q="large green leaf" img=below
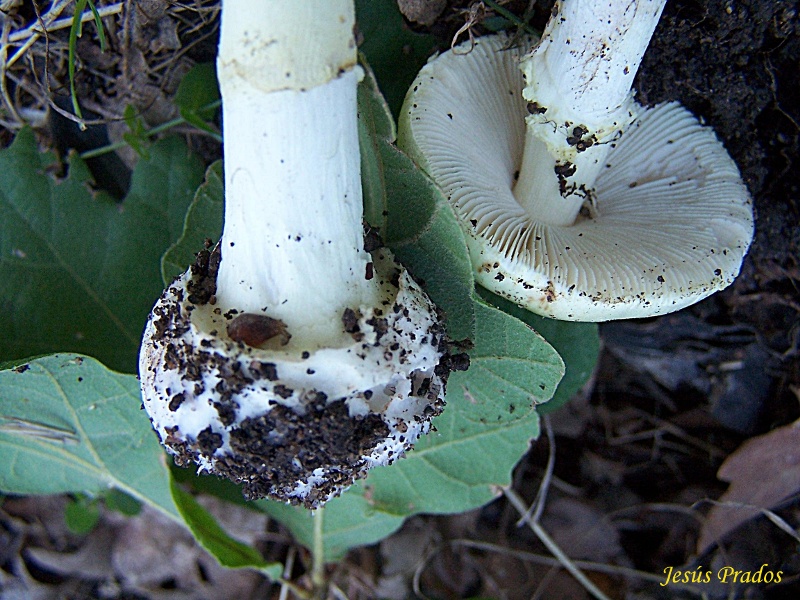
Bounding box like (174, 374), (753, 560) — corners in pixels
(0, 353), (278, 575)
(161, 161), (224, 285)
(356, 0), (438, 116)
(478, 289), (599, 413)
(0, 129), (204, 373)
(0, 354), (178, 521)
(363, 299), (563, 513)
(358, 64), (476, 342)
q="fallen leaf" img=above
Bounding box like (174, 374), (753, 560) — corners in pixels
(543, 498), (627, 563)
(698, 418), (800, 552)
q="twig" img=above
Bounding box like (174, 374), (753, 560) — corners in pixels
(148, 23), (218, 74)
(276, 577), (311, 600)
(4, 0), (72, 68)
(0, 7), (21, 124)
(328, 582), (349, 600)
(411, 540), (450, 600)
(606, 501), (703, 523)
(451, 1), (483, 53)
(6, 2), (123, 45)
(607, 408), (727, 460)
(311, 508), (327, 598)
(693, 497), (800, 545)
(278, 546), (296, 600)
(531, 569), (559, 600)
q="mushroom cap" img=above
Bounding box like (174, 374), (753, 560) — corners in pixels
(399, 35), (754, 321)
(139, 246), (447, 508)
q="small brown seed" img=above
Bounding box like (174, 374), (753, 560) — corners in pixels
(227, 313), (291, 347)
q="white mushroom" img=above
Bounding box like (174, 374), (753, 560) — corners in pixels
(399, 0), (754, 321)
(138, 0), (450, 508)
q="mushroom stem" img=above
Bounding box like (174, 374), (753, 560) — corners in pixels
(139, 0), (452, 507)
(215, 0), (375, 350)
(513, 135), (578, 227)
(514, 0), (666, 226)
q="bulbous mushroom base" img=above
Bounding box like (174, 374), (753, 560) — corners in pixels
(139, 246), (453, 508)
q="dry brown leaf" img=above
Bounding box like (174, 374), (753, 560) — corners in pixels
(697, 418), (800, 552)
(542, 498), (627, 564)
(397, 0), (447, 26)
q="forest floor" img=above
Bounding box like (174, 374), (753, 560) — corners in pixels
(1, 1), (798, 599)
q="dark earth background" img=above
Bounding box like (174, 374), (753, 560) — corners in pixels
(1, 0), (798, 598)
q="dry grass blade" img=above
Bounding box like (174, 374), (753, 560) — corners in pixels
(0, 10), (22, 125)
(517, 415), (556, 525)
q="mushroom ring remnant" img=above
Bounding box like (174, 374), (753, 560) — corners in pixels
(399, 35), (754, 321)
(140, 245), (449, 508)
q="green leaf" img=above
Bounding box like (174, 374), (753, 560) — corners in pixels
(175, 63), (220, 119)
(357, 65), (476, 341)
(171, 479), (282, 578)
(68, 0), (90, 121)
(477, 289), (599, 413)
(355, 0), (438, 116)
(0, 354), (180, 522)
(86, 0), (108, 52)
(256, 484), (406, 562)
(64, 495), (100, 534)
(363, 299), (564, 514)
(390, 203), (476, 343)
(357, 59), (398, 230)
(161, 161), (224, 285)
(123, 105), (151, 159)
(104, 487), (142, 516)
(175, 63), (221, 137)
(0, 128), (204, 372)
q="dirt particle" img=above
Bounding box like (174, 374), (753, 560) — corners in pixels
(168, 393), (186, 412)
(195, 427), (223, 456)
(273, 385), (294, 399)
(342, 307), (360, 334)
